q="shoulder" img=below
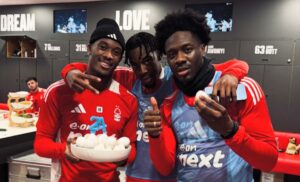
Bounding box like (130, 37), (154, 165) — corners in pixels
(109, 80), (137, 101)
(240, 77), (264, 106)
(44, 80), (68, 102)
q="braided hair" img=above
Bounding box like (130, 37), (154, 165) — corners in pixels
(125, 32), (159, 65)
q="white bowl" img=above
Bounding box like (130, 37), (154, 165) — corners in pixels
(70, 144), (131, 162)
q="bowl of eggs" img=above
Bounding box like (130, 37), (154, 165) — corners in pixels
(70, 133), (131, 162)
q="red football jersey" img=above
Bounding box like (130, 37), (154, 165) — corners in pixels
(26, 87), (45, 113)
(34, 79), (138, 182)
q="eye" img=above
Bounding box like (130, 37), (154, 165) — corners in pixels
(112, 48), (122, 57)
(142, 56), (153, 65)
(184, 46), (193, 54)
(98, 44), (107, 51)
(166, 51), (176, 60)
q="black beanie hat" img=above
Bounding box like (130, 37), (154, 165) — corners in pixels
(89, 18), (125, 52)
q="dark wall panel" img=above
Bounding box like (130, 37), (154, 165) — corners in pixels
(263, 66), (292, 131)
(206, 40), (240, 64)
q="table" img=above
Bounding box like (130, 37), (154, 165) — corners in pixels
(0, 110), (36, 181)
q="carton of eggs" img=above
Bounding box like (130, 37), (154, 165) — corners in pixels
(70, 133), (131, 162)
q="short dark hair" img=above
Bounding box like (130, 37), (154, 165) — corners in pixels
(25, 77), (37, 83)
(125, 32), (158, 65)
(155, 9), (211, 54)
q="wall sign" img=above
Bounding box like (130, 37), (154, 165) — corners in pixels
(115, 9), (150, 31)
(44, 43), (61, 51)
(254, 45), (278, 55)
(0, 13), (35, 32)
(207, 45), (225, 54)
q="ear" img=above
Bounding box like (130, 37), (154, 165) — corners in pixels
(87, 44), (92, 56)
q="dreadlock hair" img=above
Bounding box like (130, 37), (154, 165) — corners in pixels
(125, 32), (159, 65)
(155, 9), (211, 54)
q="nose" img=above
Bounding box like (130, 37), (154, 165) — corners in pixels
(175, 51), (186, 64)
(103, 50), (113, 59)
(139, 64), (148, 75)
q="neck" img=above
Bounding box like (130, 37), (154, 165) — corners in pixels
(174, 57), (215, 96)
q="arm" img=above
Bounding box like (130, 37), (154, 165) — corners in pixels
(212, 59), (249, 103)
(61, 62), (136, 92)
(122, 96), (138, 164)
(34, 88), (66, 159)
(225, 77), (278, 171)
(146, 97), (177, 176)
(195, 77), (277, 171)
(213, 59), (249, 81)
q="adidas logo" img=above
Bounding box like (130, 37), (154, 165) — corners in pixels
(71, 104), (86, 114)
(107, 34), (117, 40)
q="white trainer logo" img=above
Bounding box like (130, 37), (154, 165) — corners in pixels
(71, 104), (86, 114)
(107, 34), (117, 40)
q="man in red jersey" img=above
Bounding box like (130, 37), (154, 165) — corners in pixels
(34, 18), (138, 182)
(25, 77), (45, 114)
(143, 10), (278, 182)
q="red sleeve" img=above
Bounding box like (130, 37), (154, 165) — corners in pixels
(226, 77), (278, 171)
(213, 59), (249, 81)
(122, 94), (138, 164)
(113, 67), (137, 90)
(61, 63), (137, 90)
(61, 62), (88, 80)
(34, 85), (66, 159)
(149, 93), (177, 176)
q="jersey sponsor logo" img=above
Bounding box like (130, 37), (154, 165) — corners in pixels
(70, 104), (86, 114)
(114, 105), (121, 122)
(178, 150), (225, 168)
(69, 122), (90, 131)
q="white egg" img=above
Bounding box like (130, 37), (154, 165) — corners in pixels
(88, 133), (98, 146)
(105, 136), (117, 147)
(84, 140), (95, 148)
(76, 136), (85, 147)
(113, 144), (125, 151)
(94, 143), (105, 150)
(196, 90), (209, 101)
(116, 137), (130, 148)
(97, 134), (108, 144)
(84, 133), (91, 139)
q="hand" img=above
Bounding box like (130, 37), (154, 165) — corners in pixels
(195, 94), (234, 136)
(212, 74), (238, 105)
(66, 69), (101, 94)
(65, 138), (81, 163)
(143, 97), (162, 137)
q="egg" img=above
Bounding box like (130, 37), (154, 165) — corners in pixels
(84, 133), (91, 139)
(84, 140), (95, 148)
(116, 137), (130, 148)
(97, 134), (108, 144)
(88, 133), (98, 146)
(104, 136), (117, 147)
(195, 90), (209, 101)
(76, 136), (85, 147)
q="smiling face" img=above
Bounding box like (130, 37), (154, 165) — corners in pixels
(128, 46), (161, 88)
(165, 31), (205, 84)
(87, 38), (123, 78)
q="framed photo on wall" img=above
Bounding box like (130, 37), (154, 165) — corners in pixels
(185, 3), (233, 32)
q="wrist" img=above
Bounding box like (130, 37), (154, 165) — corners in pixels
(221, 121), (239, 139)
